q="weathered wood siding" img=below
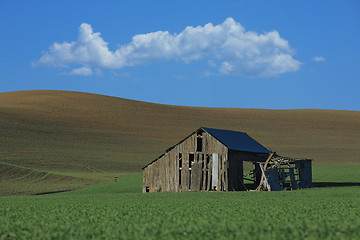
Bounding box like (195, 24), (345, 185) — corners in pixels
(296, 159), (312, 188)
(143, 129), (228, 192)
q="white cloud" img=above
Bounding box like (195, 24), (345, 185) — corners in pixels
(67, 66), (93, 76)
(36, 18), (301, 77)
(313, 56), (326, 62)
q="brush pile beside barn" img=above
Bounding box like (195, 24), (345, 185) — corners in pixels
(142, 127), (312, 192)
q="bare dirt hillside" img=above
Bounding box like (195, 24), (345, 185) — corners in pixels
(1, 90), (359, 176)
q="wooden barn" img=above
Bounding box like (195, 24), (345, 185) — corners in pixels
(142, 127), (312, 192)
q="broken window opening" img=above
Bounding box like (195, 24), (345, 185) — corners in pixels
(145, 186), (149, 192)
(189, 154), (194, 169)
(179, 153), (182, 169)
(196, 136), (202, 152)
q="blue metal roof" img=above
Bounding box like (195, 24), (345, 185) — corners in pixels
(202, 127), (271, 154)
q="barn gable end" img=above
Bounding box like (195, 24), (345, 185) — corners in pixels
(143, 128), (229, 192)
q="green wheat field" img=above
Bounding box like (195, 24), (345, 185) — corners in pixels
(1, 91), (360, 239)
(1, 167), (360, 240)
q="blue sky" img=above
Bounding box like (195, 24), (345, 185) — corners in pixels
(1, 1), (359, 110)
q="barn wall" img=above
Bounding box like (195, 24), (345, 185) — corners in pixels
(296, 159), (313, 188)
(143, 129), (228, 192)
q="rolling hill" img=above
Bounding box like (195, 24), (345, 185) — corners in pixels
(1, 90), (359, 194)
(0, 161), (93, 195)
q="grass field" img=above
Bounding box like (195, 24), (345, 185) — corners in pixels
(1, 166), (360, 239)
(0, 90), (359, 195)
